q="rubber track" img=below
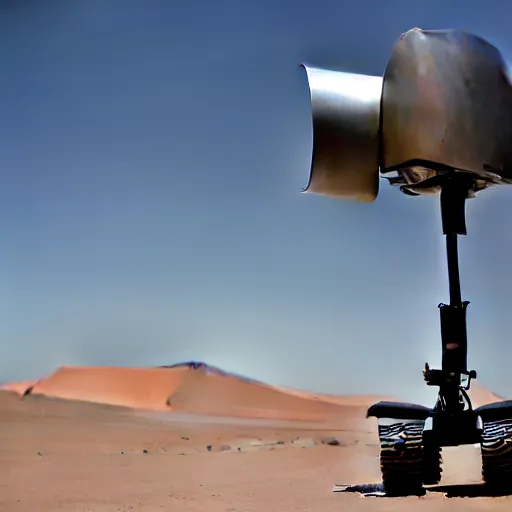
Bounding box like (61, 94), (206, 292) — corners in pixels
(378, 420), (425, 492)
(481, 418), (512, 486)
(422, 441), (442, 485)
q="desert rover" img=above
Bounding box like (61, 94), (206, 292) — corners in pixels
(301, 28), (512, 493)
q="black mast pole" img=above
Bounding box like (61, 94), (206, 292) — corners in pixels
(438, 176), (471, 412)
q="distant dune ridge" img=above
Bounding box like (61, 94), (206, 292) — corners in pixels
(0, 362), (504, 420)
(0, 362), (387, 420)
(0, 380), (38, 397)
(467, 380), (504, 408)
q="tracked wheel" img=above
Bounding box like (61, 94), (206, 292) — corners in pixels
(481, 418), (512, 487)
(421, 439), (442, 485)
(377, 420), (425, 494)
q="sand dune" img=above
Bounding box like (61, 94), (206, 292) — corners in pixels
(274, 386), (390, 407)
(468, 380), (505, 408)
(0, 380), (37, 396)
(166, 368), (367, 420)
(9, 363), (373, 420)
(1, 363), (504, 422)
(26, 365), (191, 410)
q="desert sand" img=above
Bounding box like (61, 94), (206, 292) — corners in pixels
(1, 362), (510, 511)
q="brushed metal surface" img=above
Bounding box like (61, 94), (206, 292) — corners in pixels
(381, 28), (512, 188)
(301, 65), (382, 202)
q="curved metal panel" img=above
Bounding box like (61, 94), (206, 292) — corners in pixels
(381, 28), (512, 183)
(301, 65), (382, 202)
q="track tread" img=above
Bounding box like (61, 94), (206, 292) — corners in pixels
(481, 418), (512, 487)
(378, 420), (424, 493)
(422, 441), (442, 485)
(378, 420), (443, 493)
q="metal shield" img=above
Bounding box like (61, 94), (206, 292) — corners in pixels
(301, 65), (382, 202)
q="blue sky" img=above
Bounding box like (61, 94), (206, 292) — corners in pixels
(2, 0), (512, 405)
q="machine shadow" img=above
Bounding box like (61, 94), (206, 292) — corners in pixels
(427, 483), (512, 498)
(336, 482), (512, 498)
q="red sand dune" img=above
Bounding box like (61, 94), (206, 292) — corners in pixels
(273, 385), (390, 407)
(0, 380), (37, 396)
(1, 363), (504, 421)
(166, 369), (373, 420)
(26, 365), (191, 411)
(2, 363), (378, 421)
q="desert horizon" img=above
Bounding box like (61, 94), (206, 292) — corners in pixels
(2, 360), (511, 510)
(0, 360), (503, 411)
(0, 361), (393, 419)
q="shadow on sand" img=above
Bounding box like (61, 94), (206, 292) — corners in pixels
(335, 482), (512, 498)
(428, 483), (512, 498)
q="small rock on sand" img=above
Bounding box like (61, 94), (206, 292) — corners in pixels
(321, 437), (342, 446)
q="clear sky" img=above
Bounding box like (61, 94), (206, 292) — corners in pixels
(2, 0), (512, 405)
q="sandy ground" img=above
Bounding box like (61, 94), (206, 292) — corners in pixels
(1, 365), (511, 511)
